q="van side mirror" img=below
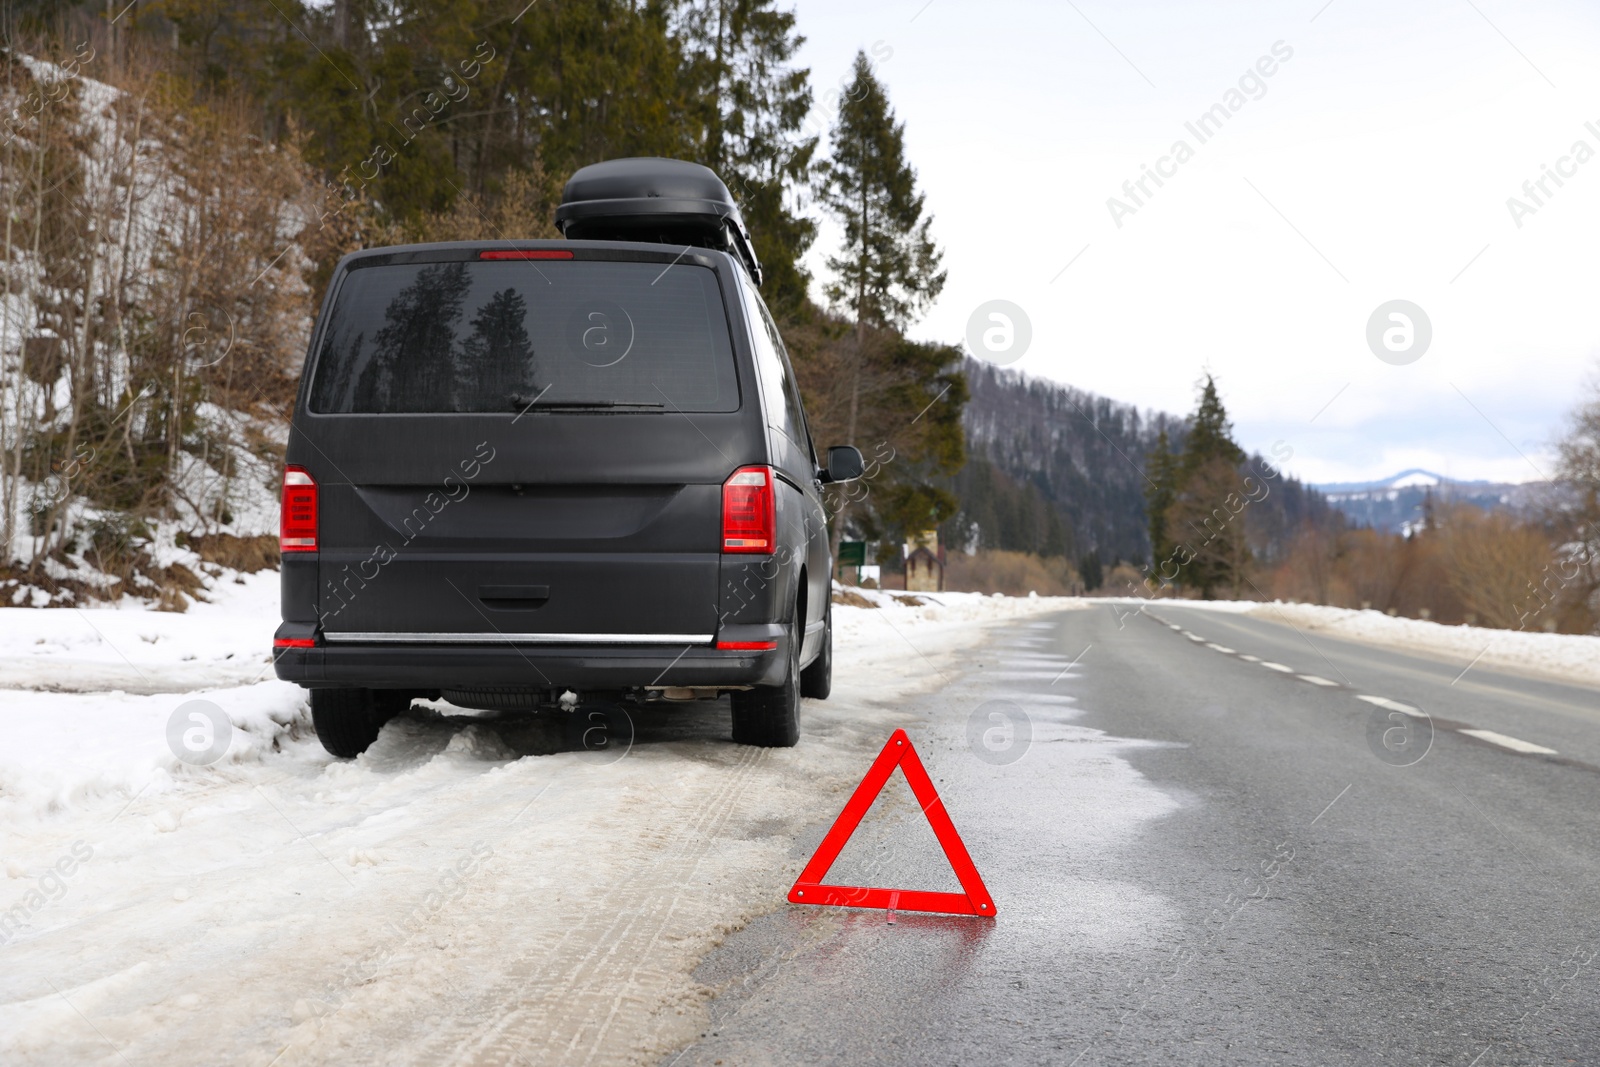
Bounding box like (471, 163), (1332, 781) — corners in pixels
(821, 445), (864, 483)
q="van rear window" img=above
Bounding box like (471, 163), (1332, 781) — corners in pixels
(308, 260), (739, 414)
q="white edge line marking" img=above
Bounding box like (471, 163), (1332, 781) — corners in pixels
(1457, 729), (1557, 756)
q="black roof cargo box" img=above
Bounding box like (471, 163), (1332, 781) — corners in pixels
(556, 157), (763, 284)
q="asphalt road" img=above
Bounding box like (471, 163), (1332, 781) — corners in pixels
(663, 602), (1600, 1066)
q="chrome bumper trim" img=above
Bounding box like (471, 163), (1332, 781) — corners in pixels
(322, 632), (714, 646)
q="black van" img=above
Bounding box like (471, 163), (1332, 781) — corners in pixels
(274, 158), (861, 758)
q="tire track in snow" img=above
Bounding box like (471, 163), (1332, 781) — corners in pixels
(417, 746), (768, 1067)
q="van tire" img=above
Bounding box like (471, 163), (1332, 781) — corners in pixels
(730, 619), (802, 747)
(311, 688), (407, 759)
(799, 599), (832, 700)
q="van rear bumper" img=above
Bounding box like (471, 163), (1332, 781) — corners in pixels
(272, 624), (788, 691)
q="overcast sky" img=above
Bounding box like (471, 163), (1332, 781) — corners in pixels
(787, 0), (1600, 486)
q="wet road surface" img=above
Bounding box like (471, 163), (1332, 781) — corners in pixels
(665, 603), (1600, 1066)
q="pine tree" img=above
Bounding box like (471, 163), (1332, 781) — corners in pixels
(835, 337), (966, 551)
(357, 263), (471, 412)
(1146, 428), (1178, 578)
(819, 51), (945, 333)
(1079, 550), (1104, 592)
(458, 288), (535, 409)
(1165, 375), (1252, 597)
(817, 50), (946, 558)
(1181, 374), (1245, 476)
(680, 0), (818, 316)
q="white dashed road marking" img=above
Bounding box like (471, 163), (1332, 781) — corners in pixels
(1356, 697), (1420, 713)
(1458, 729), (1558, 755)
(1163, 622), (1331, 687)
(1355, 697), (1559, 756)
(1161, 617), (1565, 763)
(1357, 695), (1422, 716)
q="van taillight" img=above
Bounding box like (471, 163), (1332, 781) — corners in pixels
(722, 466), (775, 553)
(280, 467), (318, 552)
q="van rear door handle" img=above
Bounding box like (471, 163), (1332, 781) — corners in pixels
(479, 585), (550, 610)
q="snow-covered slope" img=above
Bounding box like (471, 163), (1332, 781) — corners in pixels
(1, 52), (304, 604)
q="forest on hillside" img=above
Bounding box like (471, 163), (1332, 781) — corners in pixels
(6, 3), (1600, 637)
(949, 361), (1600, 636)
(951, 360), (1339, 577)
(0, 2), (961, 604)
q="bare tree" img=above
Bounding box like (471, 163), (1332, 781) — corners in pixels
(1434, 504), (1555, 630)
(1552, 375), (1600, 631)
(0, 41), (317, 602)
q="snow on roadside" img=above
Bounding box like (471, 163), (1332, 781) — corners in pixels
(0, 579), (1079, 1066)
(0, 579), (1075, 828)
(1096, 595), (1600, 690)
(0, 568), (282, 692)
(0, 681), (308, 827)
(1238, 601), (1600, 689)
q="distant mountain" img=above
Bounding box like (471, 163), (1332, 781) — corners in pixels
(1316, 468), (1447, 494)
(1315, 470), (1555, 534)
(951, 359), (1340, 568)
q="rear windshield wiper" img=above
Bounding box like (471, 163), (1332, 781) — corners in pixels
(509, 395), (665, 413)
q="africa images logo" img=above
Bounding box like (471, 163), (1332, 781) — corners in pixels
(1366, 300), (1432, 365)
(1505, 119), (1600, 229)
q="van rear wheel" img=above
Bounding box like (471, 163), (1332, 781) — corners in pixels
(730, 619), (802, 748)
(310, 688), (408, 759)
(799, 598), (831, 700)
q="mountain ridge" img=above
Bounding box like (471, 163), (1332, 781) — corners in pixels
(950, 358), (1338, 568)
(1314, 468), (1544, 495)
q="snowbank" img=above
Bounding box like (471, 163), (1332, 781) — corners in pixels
(1236, 602), (1600, 689)
(0, 580), (1085, 1065)
(0, 568), (282, 692)
(1095, 594), (1600, 690)
(0, 568), (307, 828)
(0, 578), (1077, 827)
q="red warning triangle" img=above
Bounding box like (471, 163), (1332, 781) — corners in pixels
(788, 729), (996, 917)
